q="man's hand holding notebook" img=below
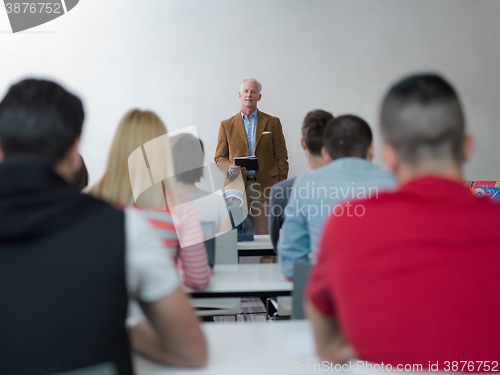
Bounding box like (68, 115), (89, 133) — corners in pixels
(234, 156), (259, 171)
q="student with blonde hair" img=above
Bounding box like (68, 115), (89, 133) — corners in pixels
(90, 109), (211, 289)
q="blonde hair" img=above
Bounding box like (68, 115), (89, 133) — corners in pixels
(90, 109), (178, 208)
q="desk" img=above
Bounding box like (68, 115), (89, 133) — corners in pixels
(185, 263), (292, 299)
(237, 234), (275, 256)
(134, 320), (321, 375)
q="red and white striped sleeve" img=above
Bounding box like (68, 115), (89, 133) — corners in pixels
(174, 197), (212, 289)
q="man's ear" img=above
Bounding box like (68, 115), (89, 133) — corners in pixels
(366, 141), (374, 162)
(321, 146), (332, 164)
(462, 134), (474, 163)
(300, 138), (307, 151)
(67, 136), (82, 173)
(257, 93), (262, 102)
(54, 136), (81, 182)
(238, 91), (242, 99)
(381, 143), (398, 173)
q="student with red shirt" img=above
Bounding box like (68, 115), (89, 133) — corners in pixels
(307, 74), (500, 371)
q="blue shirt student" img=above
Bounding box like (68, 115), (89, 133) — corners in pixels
(277, 157), (396, 278)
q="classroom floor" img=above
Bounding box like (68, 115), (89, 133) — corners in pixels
(212, 298), (267, 323)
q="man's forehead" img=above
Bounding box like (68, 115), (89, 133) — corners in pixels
(241, 82), (259, 91)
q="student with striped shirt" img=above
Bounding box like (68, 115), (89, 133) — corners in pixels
(90, 109), (211, 289)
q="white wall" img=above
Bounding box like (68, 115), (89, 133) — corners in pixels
(1, 0), (499, 185)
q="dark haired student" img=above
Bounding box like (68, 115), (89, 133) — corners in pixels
(268, 109), (334, 252)
(0, 79), (206, 374)
(278, 114), (396, 279)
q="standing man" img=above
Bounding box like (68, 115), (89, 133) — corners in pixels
(215, 78), (289, 234)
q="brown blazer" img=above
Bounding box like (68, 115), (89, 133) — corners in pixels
(214, 110), (289, 200)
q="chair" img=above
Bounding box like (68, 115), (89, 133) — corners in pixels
(190, 228), (241, 316)
(200, 221), (216, 268)
(291, 260), (311, 320)
(267, 260), (311, 320)
(50, 363), (117, 375)
(267, 296), (292, 319)
(214, 228), (238, 264)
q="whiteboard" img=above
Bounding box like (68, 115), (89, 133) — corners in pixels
(1, 0), (499, 184)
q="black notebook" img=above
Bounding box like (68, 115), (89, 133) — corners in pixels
(234, 156), (259, 171)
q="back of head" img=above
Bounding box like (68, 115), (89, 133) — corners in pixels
(90, 109), (176, 207)
(380, 73), (465, 167)
(323, 115), (373, 160)
(171, 133), (205, 184)
(0, 79), (83, 166)
(302, 110), (335, 156)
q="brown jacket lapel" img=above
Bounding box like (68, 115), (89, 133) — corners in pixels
(233, 113), (248, 148)
(254, 110), (268, 149)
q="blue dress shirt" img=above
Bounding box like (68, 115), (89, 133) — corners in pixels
(241, 110), (258, 176)
(228, 109), (258, 177)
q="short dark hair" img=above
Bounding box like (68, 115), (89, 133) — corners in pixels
(0, 79), (84, 166)
(301, 110), (334, 156)
(323, 115), (373, 160)
(380, 73), (465, 166)
(171, 133), (205, 184)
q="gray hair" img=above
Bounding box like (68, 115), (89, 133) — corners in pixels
(240, 78), (262, 94)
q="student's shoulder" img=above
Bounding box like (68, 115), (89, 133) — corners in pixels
(286, 171), (316, 193)
(271, 176), (296, 191)
(366, 163), (397, 183)
(81, 193), (126, 222)
(292, 164), (335, 187)
(339, 186), (409, 219)
(322, 191), (398, 243)
(270, 177), (297, 202)
(125, 205), (174, 226)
